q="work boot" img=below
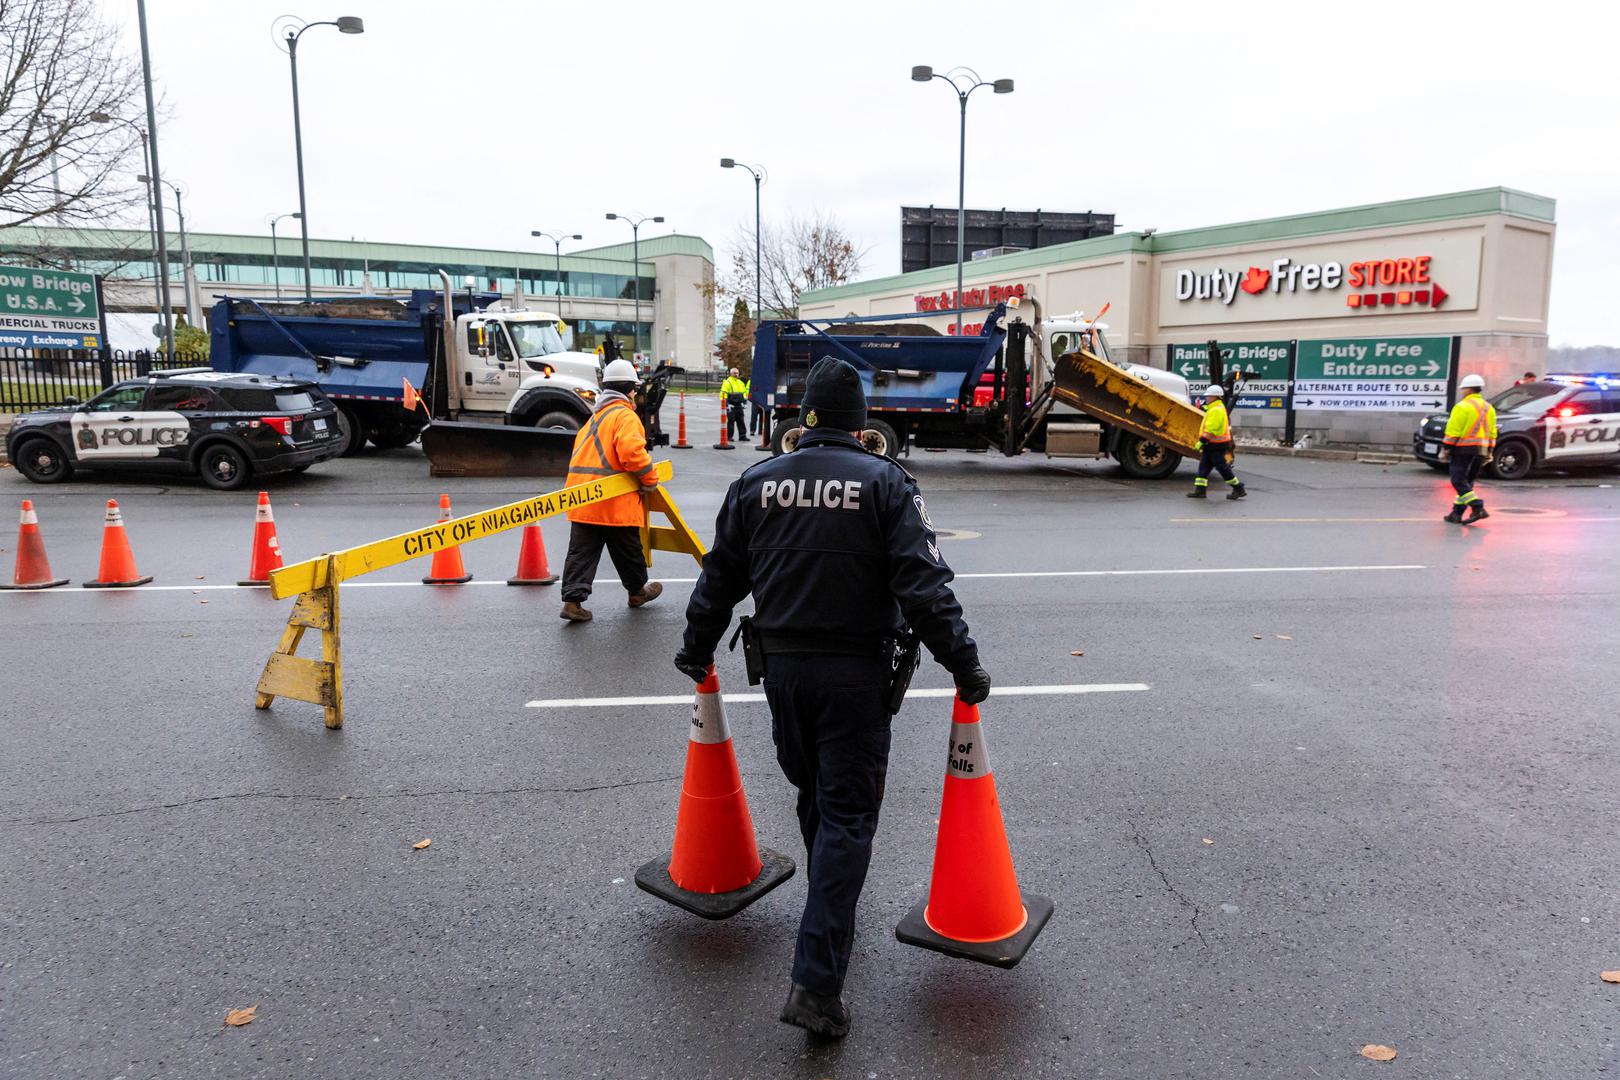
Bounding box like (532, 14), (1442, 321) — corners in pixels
(559, 601), (593, 622)
(1443, 506), (1466, 524)
(779, 983), (850, 1039)
(627, 581), (663, 608)
(1226, 482), (1247, 500)
(1464, 502), (1489, 523)
(1186, 487), (1208, 499)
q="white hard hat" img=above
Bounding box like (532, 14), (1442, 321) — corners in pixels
(1203, 384), (1225, 398)
(603, 359), (638, 383)
(1459, 373), (1485, 390)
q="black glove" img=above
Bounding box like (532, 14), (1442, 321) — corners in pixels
(673, 648), (710, 683)
(954, 663), (991, 705)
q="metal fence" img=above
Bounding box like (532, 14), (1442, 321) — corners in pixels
(0, 350), (210, 412)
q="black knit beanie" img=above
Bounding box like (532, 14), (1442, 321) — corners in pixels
(798, 357), (867, 432)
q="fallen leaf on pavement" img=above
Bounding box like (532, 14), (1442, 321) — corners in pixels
(1601, 970), (1620, 984)
(1070, 650), (1085, 656)
(1275, 634), (1292, 640)
(224, 1005), (258, 1027)
(1252, 634), (1263, 640)
(1359, 1044), (1397, 1062)
(412, 838), (431, 850)
(1201, 838), (1214, 845)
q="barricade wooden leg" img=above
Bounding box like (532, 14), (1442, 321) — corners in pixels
(254, 555), (344, 729)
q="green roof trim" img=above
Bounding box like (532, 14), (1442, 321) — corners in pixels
(802, 187), (1555, 305)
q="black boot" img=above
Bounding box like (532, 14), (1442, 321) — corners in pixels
(780, 983), (850, 1038)
(1464, 502), (1489, 523)
(1186, 487), (1208, 499)
(1226, 482), (1247, 500)
(1443, 506), (1465, 523)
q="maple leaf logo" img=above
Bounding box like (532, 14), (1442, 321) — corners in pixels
(1239, 267), (1270, 294)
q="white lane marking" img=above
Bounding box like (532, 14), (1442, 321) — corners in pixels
(2, 564), (1423, 596)
(525, 683), (1150, 709)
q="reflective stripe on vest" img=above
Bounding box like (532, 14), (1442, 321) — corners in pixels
(1453, 396), (1492, 447)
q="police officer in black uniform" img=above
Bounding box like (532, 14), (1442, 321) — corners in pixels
(674, 357), (990, 1038)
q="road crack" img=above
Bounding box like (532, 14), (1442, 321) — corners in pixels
(5, 774), (683, 827)
(1129, 819), (1207, 949)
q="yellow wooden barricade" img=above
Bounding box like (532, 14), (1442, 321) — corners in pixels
(256, 460), (703, 729)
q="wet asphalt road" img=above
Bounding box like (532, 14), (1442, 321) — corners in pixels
(4, 412), (1620, 1079)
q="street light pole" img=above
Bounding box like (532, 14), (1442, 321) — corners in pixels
(719, 159), (766, 320)
(91, 113), (163, 325)
(605, 212), (663, 358)
(134, 0), (174, 357)
(280, 15), (365, 301)
(141, 177), (195, 325)
(531, 230), (582, 317)
(911, 65), (1014, 334)
(268, 212), (301, 299)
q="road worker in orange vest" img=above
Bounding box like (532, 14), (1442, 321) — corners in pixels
(1187, 385), (1246, 500)
(559, 358), (663, 621)
(1438, 373), (1497, 524)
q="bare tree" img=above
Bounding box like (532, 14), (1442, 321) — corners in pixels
(0, 0), (145, 228)
(706, 211), (866, 318)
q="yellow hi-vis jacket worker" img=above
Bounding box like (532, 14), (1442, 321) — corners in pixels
(720, 373), (749, 404)
(565, 391), (657, 527)
(1199, 397), (1233, 445)
(1442, 388), (1498, 451)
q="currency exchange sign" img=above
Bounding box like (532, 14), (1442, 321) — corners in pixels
(0, 263), (103, 349)
(1169, 340), (1291, 410)
(1292, 336), (1452, 412)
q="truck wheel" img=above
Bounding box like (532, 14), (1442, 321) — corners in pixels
(198, 443), (252, 491)
(368, 419), (424, 450)
(770, 420), (802, 456)
(860, 419), (901, 460)
(1116, 434), (1182, 480)
(533, 410), (583, 432)
(12, 437), (74, 483)
(336, 406), (368, 456)
(1489, 439), (1535, 481)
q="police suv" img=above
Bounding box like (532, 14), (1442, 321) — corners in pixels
(6, 370), (343, 490)
(1413, 374), (1620, 481)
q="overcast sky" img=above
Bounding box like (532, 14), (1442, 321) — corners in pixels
(102, 0), (1618, 344)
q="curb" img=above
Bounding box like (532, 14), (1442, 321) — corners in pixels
(1236, 441), (1414, 465)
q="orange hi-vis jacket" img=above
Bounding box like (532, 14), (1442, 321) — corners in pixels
(565, 397), (657, 526)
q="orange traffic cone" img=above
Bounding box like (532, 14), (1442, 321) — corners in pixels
(636, 665), (795, 918)
(237, 491), (284, 586)
(1, 500), (69, 589)
(83, 499), (153, 588)
(895, 694), (1053, 967)
(756, 410), (772, 452)
(672, 391), (692, 449)
(421, 493), (473, 584)
(713, 394), (734, 450)
(507, 524), (558, 585)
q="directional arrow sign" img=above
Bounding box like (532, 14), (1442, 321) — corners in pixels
(1294, 336), (1454, 413)
(0, 263), (102, 349)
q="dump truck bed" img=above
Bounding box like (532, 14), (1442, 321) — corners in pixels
(1049, 350), (1205, 457)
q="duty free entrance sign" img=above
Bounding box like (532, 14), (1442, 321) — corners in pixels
(1293, 336), (1453, 412)
(1169, 340), (1291, 410)
(0, 263), (103, 349)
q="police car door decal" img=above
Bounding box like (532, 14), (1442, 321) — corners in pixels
(71, 410), (191, 460)
(1545, 392), (1620, 459)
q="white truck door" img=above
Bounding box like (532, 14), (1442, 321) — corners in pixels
(459, 318), (522, 411)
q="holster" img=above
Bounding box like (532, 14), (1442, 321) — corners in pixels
(884, 628), (921, 715)
(729, 616), (766, 686)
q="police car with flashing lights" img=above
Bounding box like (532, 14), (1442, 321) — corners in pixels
(6, 370), (343, 490)
(1413, 374), (1620, 480)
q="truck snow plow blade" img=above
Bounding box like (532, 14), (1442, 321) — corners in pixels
(420, 421), (576, 478)
(1050, 351), (1205, 457)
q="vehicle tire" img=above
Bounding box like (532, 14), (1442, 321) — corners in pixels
(12, 437), (74, 484)
(533, 410), (584, 432)
(770, 419), (802, 456)
(368, 419), (424, 450)
(336, 406), (368, 456)
(859, 418), (901, 460)
(1489, 439), (1535, 481)
(1115, 434), (1182, 479)
(198, 442), (251, 490)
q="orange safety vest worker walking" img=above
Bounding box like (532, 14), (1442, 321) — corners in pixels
(1439, 373), (1498, 524)
(559, 359), (663, 621)
(1187, 385), (1246, 500)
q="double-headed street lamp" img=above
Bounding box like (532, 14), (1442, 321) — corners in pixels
(911, 65), (1014, 334)
(531, 230), (582, 315)
(139, 175), (195, 326)
(604, 212), (663, 357)
(279, 14), (364, 300)
(90, 112), (163, 325)
(268, 212), (302, 299)
(719, 159), (766, 320)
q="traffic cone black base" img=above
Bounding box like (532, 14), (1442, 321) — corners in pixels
(506, 573), (559, 585)
(635, 847), (795, 921)
(84, 575), (153, 589)
(894, 891), (1054, 969)
(0, 577), (69, 591)
(423, 570), (474, 584)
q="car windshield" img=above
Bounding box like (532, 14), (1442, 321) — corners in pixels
(507, 320), (566, 358)
(1490, 382), (1562, 414)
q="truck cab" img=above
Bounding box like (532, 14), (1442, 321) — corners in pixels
(453, 306), (603, 428)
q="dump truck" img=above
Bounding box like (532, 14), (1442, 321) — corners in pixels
(750, 302), (1205, 478)
(208, 278), (603, 459)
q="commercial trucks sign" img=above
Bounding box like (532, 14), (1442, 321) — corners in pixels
(0, 263), (103, 349)
(1293, 336), (1452, 411)
(1168, 341), (1290, 409)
